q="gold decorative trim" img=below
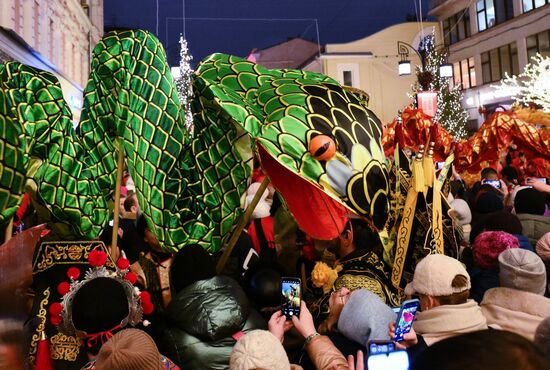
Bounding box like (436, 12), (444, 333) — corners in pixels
(28, 287), (50, 364)
(50, 333), (82, 361)
(33, 241), (115, 274)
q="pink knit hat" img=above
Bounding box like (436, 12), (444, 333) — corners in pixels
(536, 232), (550, 261)
(472, 231), (519, 269)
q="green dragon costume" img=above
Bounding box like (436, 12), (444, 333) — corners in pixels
(0, 29), (391, 253)
(1, 29), (461, 369)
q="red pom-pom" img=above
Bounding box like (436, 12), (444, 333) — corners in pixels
(57, 281), (71, 296)
(142, 301), (154, 315)
(140, 291), (151, 303)
(116, 258), (130, 270)
(50, 315), (62, 326)
(88, 250), (108, 267)
(49, 302), (63, 316)
(67, 267), (81, 280)
(125, 272), (137, 285)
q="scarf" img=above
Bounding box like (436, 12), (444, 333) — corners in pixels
(413, 300), (488, 345)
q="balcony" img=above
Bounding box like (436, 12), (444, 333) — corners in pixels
(430, 0), (451, 10)
(429, 0), (470, 18)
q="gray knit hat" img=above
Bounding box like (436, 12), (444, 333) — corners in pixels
(337, 289), (396, 346)
(96, 328), (162, 370)
(498, 248), (547, 296)
(230, 330), (290, 370)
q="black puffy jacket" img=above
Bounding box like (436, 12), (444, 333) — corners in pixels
(160, 275), (266, 369)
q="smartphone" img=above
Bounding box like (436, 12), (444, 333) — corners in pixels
(529, 177), (547, 184)
(435, 162), (445, 171)
(366, 350), (409, 370)
(481, 179), (501, 189)
(281, 277), (301, 320)
(368, 340), (395, 355)
(393, 298), (420, 342)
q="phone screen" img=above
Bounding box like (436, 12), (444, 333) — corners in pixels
(394, 299), (419, 342)
(369, 341), (395, 355)
(281, 277), (301, 319)
(482, 179), (501, 189)
(366, 350), (409, 370)
(530, 177), (547, 184)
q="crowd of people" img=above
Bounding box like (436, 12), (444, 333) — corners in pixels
(1, 158), (550, 370)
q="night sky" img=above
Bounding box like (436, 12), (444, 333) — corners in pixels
(104, 0), (432, 67)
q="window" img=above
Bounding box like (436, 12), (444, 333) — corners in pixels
(337, 63), (359, 87)
(453, 57), (476, 89)
(481, 42), (519, 83)
(343, 71), (353, 86)
(526, 29), (550, 59)
(443, 9), (471, 45)
(523, 0), (549, 12)
(477, 0), (513, 31)
(495, 0), (514, 25)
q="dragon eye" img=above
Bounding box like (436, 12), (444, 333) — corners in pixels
(309, 134), (336, 161)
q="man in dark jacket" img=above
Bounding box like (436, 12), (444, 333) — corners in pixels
(160, 245), (266, 370)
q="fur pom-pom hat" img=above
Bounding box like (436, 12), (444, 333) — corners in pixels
(472, 231), (519, 270)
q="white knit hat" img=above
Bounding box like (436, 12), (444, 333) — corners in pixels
(405, 254), (470, 296)
(498, 248), (546, 295)
(450, 199), (472, 226)
(230, 330), (290, 370)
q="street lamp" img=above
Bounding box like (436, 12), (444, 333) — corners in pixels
(396, 41), (453, 80)
(397, 40), (453, 119)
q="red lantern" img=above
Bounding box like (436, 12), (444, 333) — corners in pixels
(417, 91), (438, 118)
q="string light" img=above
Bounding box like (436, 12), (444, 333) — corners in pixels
(496, 53), (550, 113)
(176, 35), (194, 133)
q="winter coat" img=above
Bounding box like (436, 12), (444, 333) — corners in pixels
(480, 287), (550, 340)
(468, 267), (500, 303)
(516, 213), (550, 246)
(160, 275), (266, 370)
(514, 233), (534, 252)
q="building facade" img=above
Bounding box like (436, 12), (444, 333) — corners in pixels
(429, 0), (550, 127)
(247, 37), (322, 70)
(0, 0), (103, 121)
(304, 22), (441, 123)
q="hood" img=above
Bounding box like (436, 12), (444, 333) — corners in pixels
(168, 275), (250, 341)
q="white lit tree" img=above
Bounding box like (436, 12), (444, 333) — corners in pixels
(410, 33), (469, 139)
(176, 35), (194, 132)
(496, 53), (550, 113)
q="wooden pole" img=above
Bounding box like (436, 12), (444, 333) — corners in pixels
(110, 141), (125, 261)
(216, 176), (270, 274)
(4, 219), (13, 243)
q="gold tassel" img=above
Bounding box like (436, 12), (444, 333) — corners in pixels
(412, 145), (425, 193)
(423, 142), (435, 190)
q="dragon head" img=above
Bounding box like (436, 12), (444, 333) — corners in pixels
(194, 54), (390, 239)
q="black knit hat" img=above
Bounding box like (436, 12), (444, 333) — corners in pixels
(484, 211), (523, 235)
(475, 191), (504, 214)
(514, 188), (546, 215)
(169, 244), (216, 294)
(243, 261), (284, 310)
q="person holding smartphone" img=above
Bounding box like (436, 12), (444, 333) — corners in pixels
(388, 254), (488, 350)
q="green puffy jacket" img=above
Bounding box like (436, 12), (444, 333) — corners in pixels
(160, 275), (267, 369)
